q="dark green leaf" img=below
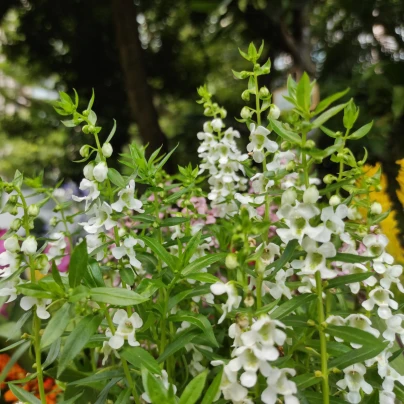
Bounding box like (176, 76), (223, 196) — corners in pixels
(269, 119), (302, 144)
(314, 88), (350, 115)
(121, 346), (161, 375)
(311, 102), (347, 128)
(8, 384), (41, 404)
(68, 240), (88, 288)
(181, 253), (226, 276)
(271, 294), (317, 319)
(325, 273), (373, 289)
(107, 168), (126, 188)
(41, 302), (71, 348)
(326, 325), (383, 346)
(158, 329), (200, 363)
(89, 287), (148, 306)
(138, 235), (179, 270)
(332, 253), (373, 263)
(292, 373), (321, 389)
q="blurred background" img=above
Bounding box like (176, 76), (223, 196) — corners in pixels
(0, 0), (404, 251)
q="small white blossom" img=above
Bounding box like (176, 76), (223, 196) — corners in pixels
(336, 363), (373, 403)
(362, 287), (398, 319)
(79, 202), (117, 234)
(262, 367), (298, 404)
(93, 161), (108, 182)
(383, 314), (404, 342)
(112, 237), (145, 269)
(247, 123), (278, 163)
(21, 236), (37, 255)
(111, 179), (144, 213)
(210, 282), (242, 323)
(20, 296), (52, 319)
(72, 178), (100, 208)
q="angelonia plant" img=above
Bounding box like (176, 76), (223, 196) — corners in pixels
(0, 41), (404, 404)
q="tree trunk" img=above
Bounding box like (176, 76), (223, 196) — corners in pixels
(111, 0), (168, 156)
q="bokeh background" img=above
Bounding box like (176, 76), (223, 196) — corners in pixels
(0, 0), (404, 255)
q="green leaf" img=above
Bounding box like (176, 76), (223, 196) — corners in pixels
(255, 299), (281, 316)
(120, 346), (161, 375)
(0, 340), (26, 353)
(89, 287), (148, 306)
(296, 72), (311, 113)
(271, 294), (317, 319)
(51, 261), (64, 289)
(115, 389), (131, 404)
(181, 252), (226, 276)
(182, 231), (202, 266)
(105, 119), (117, 143)
(314, 88), (350, 115)
(303, 391), (347, 404)
(320, 126), (341, 138)
(269, 119), (302, 144)
(58, 392), (84, 404)
(160, 217), (190, 227)
(94, 377), (122, 404)
(41, 302), (71, 348)
(266, 239), (299, 274)
(145, 371), (173, 403)
(292, 373), (321, 389)
(42, 338), (61, 369)
(326, 325), (383, 346)
(169, 311), (218, 347)
(311, 102), (347, 128)
(107, 168), (126, 188)
(186, 273), (219, 284)
(158, 329), (200, 363)
(83, 259), (106, 288)
(57, 314), (103, 376)
(8, 384), (41, 404)
(17, 283), (54, 299)
(0, 342), (30, 384)
(168, 285), (211, 310)
(332, 252), (373, 263)
(68, 240), (88, 288)
(201, 369), (223, 404)
(138, 235), (179, 270)
(70, 369), (124, 385)
(348, 121), (373, 140)
(325, 273), (374, 289)
(179, 370), (208, 404)
(164, 184), (193, 205)
(329, 342), (388, 370)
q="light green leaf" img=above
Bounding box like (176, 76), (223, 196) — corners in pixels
(311, 102), (347, 128)
(269, 119), (302, 145)
(107, 168), (126, 188)
(120, 346), (161, 375)
(8, 384), (41, 404)
(89, 287), (148, 306)
(348, 121), (373, 140)
(158, 329), (200, 363)
(292, 373), (321, 389)
(271, 294), (317, 319)
(41, 302), (71, 348)
(314, 88), (350, 115)
(68, 240), (88, 288)
(326, 325), (383, 346)
(168, 285), (211, 310)
(332, 252), (373, 263)
(138, 235), (179, 270)
(296, 72), (311, 113)
(179, 370), (208, 404)
(201, 369), (223, 404)
(181, 252), (226, 276)
(57, 314), (103, 376)
(186, 273), (219, 284)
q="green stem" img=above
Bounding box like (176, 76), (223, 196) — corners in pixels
(301, 131), (310, 189)
(315, 270), (330, 404)
(34, 313), (47, 404)
(256, 273), (263, 310)
(254, 72), (261, 125)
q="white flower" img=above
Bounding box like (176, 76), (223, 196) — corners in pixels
(265, 151), (295, 173)
(211, 118), (223, 132)
(0, 249), (19, 278)
(210, 282), (242, 323)
(276, 202), (321, 244)
(378, 264), (404, 292)
(362, 234), (390, 262)
(346, 314), (380, 348)
(83, 162), (95, 180)
(112, 237), (145, 269)
(383, 314), (404, 342)
(262, 367), (298, 404)
(298, 275), (316, 294)
(79, 202), (117, 234)
(379, 391), (396, 404)
(341, 263), (377, 294)
(302, 186), (320, 204)
(46, 232), (67, 263)
(20, 297), (52, 319)
(263, 268), (293, 299)
(106, 309), (143, 350)
(111, 179), (144, 213)
(247, 123), (278, 163)
(72, 178), (100, 208)
(310, 204), (349, 243)
(234, 193), (262, 220)
(251, 173), (274, 194)
(21, 236), (37, 255)
(291, 237), (337, 279)
(93, 161), (108, 182)
(362, 287), (398, 319)
(370, 202), (382, 215)
(336, 363), (373, 403)
(102, 142), (113, 158)
(86, 233), (105, 261)
(0, 280), (18, 303)
(215, 362), (250, 403)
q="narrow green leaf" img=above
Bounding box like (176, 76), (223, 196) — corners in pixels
(158, 329), (200, 363)
(255, 299), (281, 316)
(325, 273), (373, 289)
(179, 370), (208, 404)
(314, 88), (350, 115)
(311, 102), (347, 128)
(7, 312), (31, 341)
(332, 252), (373, 263)
(8, 384), (41, 404)
(348, 121), (373, 140)
(138, 235), (178, 270)
(186, 273), (219, 284)
(160, 217), (190, 227)
(303, 391), (347, 404)
(168, 285), (211, 310)
(105, 119), (117, 143)
(115, 389), (131, 404)
(182, 231), (202, 266)
(292, 373), (321, 389)
(83, 259), (105, 288)
(120, 346), (161, 375)
(181, 252), (226, 276)
(41, 302), (71, 348)
(70, 369), (124, 385)
(58, 392), (84, 404)
(201, 369), (223, 404)
(52, 261), (64, 289)
(57, 314), (103, 376)
(296, 72), (311, 113)
(0, 342), (30, 384)
(271, 294), (317, 319)
(0, 339), (26, 353)
(68, 240), (88, 288)
(42, 338), (61, 369)
(266, 239), (299, 274)
(164, 184), (193, 205)
(89, 287), (148, 306)
(320, 125), (341, 138)
(169, 311), (218, 347)
(269, 119), (302, 144)
(107, 168), (126, 188)
(146, 372), (170, 403)
(326, 325), (383, 346)
(94, 377), (122, 404)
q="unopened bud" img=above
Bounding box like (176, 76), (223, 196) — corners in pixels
(282, 188), (297, 205)
(80, 144), (90, 158)
(93, 162), (108, 182)
(244, 293), (255, 307)
(50, 217), (58, 227)
(303, 186), (319, 204)
(240, 107), (251, 120)
(82, 109), (90, 117)
(258, 86), (270, 99)
(102, 143), (113, 158)
(220, 109), (227, 119)
(269, 105), (280, 120)
(305, 139), (315, 149)
(225, 253), (238, 270)
(241, 90), (250, 101)
(9, 195), (18, 204)
(10, 218), (22, 231)
(88, 125), (95, 133)
(83, 162), (94, 180)
(82, 125), (90, 134)
(28, 204), (39, 217)
(323, 174), (337, 184)
(329, 195), (341, 206)
(285, 161), (295, 171)
(370, 202), (382, 215)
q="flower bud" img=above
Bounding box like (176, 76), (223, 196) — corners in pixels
(225, 253), (238, 270)
(102, 143), (113, 158)
(28, 204), (39, 217)
(281, 141), (291, 150)
(88, 125), (95, 133)
(281, 188), (297, 205)
(5, 235), (20, 252)
(36, 254), (50, 274)
(244, 293), (255, 307)
(370, 202), (382, 215)
(9, 195), (18, 204)
(80, 145), (90, 158)
(82, 109), (90, 117)
(323, 174), (337, 184)
(10, 218), (22, 231)
(93, 162), (108, 183)
(329, 195), (341, 206)
(305, 139), (315, 149)
(241, 90), (250, 101)
(220, 109), (227, 119)
(83, 162), (95, 180)
(21, 236), (37, 255)
(240, 107), (251, 119)
(211, 118), (223, 132)
(258, 86), (270, 99)
(286, 161), (295, 171)
(269, 105), (280, 120)
(50, 217), (58, 227)
(82, 125), (90, 134)
(303, 186), (319, 204)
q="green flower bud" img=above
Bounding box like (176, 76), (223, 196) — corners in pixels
(241, 90), (250, 101)
(268, 105), (280, 119)
(10, 218), (22, 231)
(239, 71), (250, 79)
(286, 161), (295, 171)
(28, 204), (40, 217)
(244, 293), (255, 307)
(323, 174), (337, 184)
(79, 144), (90, 158)
(102, 142), (113, 158)
(220, 109), (227, 119)
(9, 195), (18, 204)
(50, 216), (58, 227)
(305, 140), (316, 149)
(10, 206), (18, 216)
(329, 195), (341, 206)
(225, 253), (238, 270)
(240, 107), (251, 119)
(88, 125), (95, 133)
(258, 86), (270, 99)
(82, 109), (90, 117)
(82, 125), (90, 134)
